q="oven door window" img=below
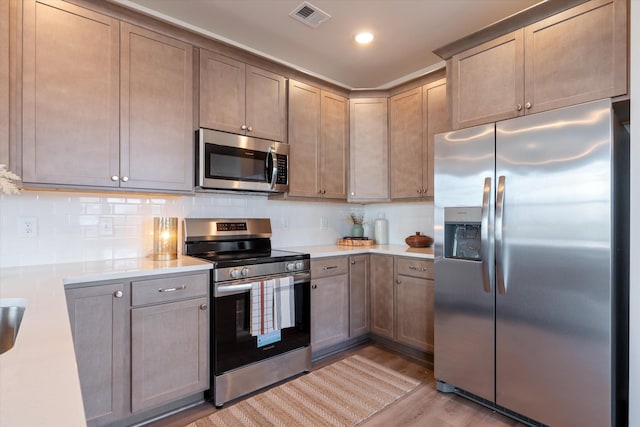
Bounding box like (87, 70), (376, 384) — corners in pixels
(214, 282), (310, 375)
(205, 143), (271, 183)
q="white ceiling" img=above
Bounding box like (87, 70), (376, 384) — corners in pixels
(111, 0), (541, 90)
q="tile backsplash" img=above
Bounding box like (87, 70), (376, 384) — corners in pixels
(0, 190), (433, 268)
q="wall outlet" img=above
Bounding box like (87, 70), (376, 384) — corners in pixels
(19, 217), (38, 238)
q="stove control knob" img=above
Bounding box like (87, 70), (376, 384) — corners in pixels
(241, 267), (250, 277)
(230, 269), (240, 279)
(286, 262), (296, 272)
(295, 261), (304, 270)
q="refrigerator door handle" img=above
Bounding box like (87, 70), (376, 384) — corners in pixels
(480, 177), (493, 293)
(496, 175), (507, 294)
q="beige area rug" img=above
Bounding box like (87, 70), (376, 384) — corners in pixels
(187, 355), (421, 427)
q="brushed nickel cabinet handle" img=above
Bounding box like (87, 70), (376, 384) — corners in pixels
(525, 102), (532, 110)
(111, 175), (119, 182)
(241, 124), (247, 130)
(409, 265), (418, 270)
(120, 176), (129, 182)
(113, 290), (123, 298)
(158, 285), (186, 293)
(200, 303), (207, 310)
(516, 104), (522, 111)
(322, 265), (338, 270)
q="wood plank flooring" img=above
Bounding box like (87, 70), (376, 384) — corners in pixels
(146, 343), (526, 427)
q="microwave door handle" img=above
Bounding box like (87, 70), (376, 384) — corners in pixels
(267, 147), (278, 190)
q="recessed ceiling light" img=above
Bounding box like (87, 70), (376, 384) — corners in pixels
(354, 32), (374, 44)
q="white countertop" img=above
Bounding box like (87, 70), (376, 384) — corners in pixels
(280, 244), (434, 259)
(0, 256), (212, 427)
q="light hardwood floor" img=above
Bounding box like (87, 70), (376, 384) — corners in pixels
(147, 343), (526, 427)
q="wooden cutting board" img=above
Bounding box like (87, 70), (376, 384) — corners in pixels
(337, 238), (374, 247)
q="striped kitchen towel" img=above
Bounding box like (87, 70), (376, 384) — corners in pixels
(250, 279), (276, 336)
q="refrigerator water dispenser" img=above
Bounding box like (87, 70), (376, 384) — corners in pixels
(444, 207), (481, 261)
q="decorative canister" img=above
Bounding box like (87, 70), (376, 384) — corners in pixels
(374, 213), (388, 244)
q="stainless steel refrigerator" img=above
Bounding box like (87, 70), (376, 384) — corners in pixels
(433, 98), (629, 427)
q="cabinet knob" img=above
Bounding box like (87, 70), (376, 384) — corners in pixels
(247, 126), (253, 132)
(317, 190), (323, 194)
(120, 176), (129, 182)
(200, 303), (208, 311)
(417, 189), (421, 194)
(516, 104), (522, 111)
(351, 192), (355, 196)
(113, 290), (123, 298)
(525, 102), (532, 110)
(241, 124), (248, 130)
(311, 284), (317, 289)
(111, 175), (119, 182)
(351, 260), (356, 265)
(396, 280), (402, 285)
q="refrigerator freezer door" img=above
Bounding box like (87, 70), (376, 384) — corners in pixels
(434, 123), (495, 402)
(495, 99), (613, 427)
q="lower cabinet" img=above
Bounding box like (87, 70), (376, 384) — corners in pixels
(395, 257), (434, 353)
(66, 271), (209, 427)
(310, 256), (349, 352)
(370, 255), (434, 353)
(349, 254), (370, 338)
(370, 254), (394, 338)
(65, 282), (128, 426)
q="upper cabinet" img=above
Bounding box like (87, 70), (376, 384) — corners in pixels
(448, 0), (627, 130)
(349, 97), (389, 202)
(22, 0), (120, 188)
(287, 79), (348, 199)
(21, 1), (194, 191)
(390, 87), (422, 199)
(199, 49), (286, 142)
(389, 78), (447, 200)
(120, 23), (194, 192)
(1, 0), (10, 168)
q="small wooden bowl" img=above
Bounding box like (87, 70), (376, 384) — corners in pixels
(405, 232), (433, 248)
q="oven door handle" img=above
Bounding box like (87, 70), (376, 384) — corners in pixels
(215, 272), (311, 297)
(216, 283), (253, 296)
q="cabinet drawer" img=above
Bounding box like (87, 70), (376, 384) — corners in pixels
(131, 272), (208, 306)
(396, 257), (434, 279)
(311, 256), (349, 278)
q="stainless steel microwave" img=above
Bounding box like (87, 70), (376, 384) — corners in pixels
(196, 128), (289, 193)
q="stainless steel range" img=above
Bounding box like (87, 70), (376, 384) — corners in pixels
(183, 218), (311, 407)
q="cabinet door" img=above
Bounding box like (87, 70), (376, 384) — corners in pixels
(288, 79), (321, 197)
(22, 0), (120, 187)
(395, 275), (433, 352)
(320, 90), (348, 199)
(423, 78), (448, 197)
(390, 87), (423, 199)
(120, 23), (194, 191)
(0, 0), (9, 168)
(524, 0), (627, 115)
(349, 254), (370, 337)
(370, 254), (394, 338)
(310, 274), (349, 352)
(131, 296), (209, 413)
(449, 30), (524, 130)
(199, 50), (246, 134)
(66, 282), (127, 426)
(245, 65), (287, 142)
(349, 98), (389, 202)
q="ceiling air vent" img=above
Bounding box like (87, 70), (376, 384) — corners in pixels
(289, 2), (331, 28)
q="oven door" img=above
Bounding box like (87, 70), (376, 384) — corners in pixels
(213, 272), (310, 375)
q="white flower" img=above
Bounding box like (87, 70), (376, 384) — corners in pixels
(0, 164), (21, 195)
